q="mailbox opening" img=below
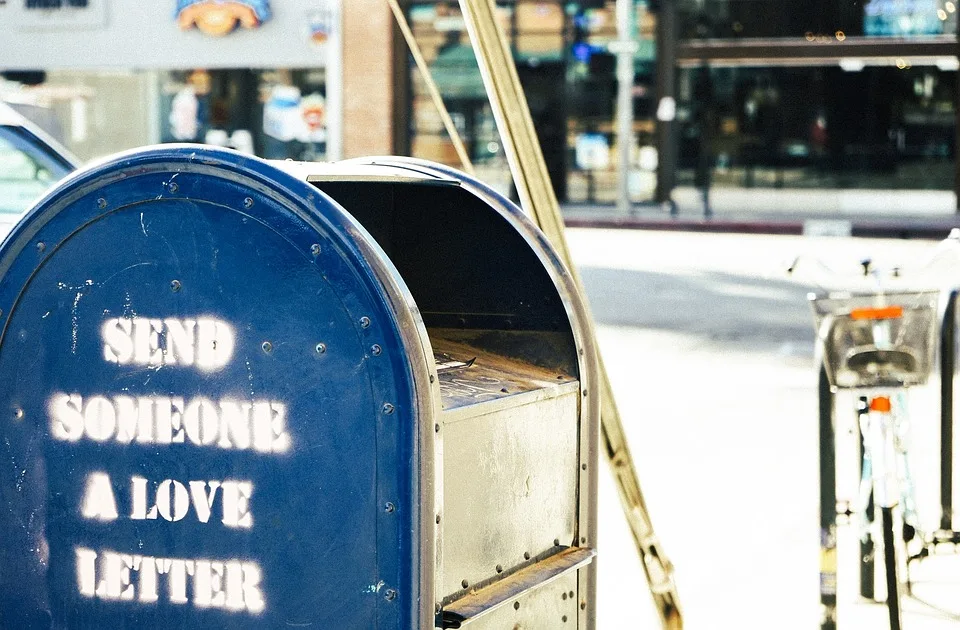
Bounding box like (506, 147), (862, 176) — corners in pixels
(309, 179), (580, 380)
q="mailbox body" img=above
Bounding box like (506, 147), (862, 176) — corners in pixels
(0, 147), (599, 629)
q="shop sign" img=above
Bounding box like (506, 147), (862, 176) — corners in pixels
(175, 0), (271, 37)
(305, 2), (336, 46)
(14, 0), (106, 29)
(25, 0), (88, 7)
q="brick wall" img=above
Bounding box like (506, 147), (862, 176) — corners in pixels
(342, 0), (408, 158)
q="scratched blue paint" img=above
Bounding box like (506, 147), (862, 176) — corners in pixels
(0, 146), (415, 629)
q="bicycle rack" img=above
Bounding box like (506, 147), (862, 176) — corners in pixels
(938, 288), (957, 536)
(903, 287), (960, 565)
(818, 287), (960, 630)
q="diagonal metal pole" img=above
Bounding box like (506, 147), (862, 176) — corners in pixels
(457, 0), (683, 628)
(386, 0), (475, 176)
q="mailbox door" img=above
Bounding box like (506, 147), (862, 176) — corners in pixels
(0, 147), (435, 629)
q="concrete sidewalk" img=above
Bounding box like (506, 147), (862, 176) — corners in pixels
(562, 186), (960, 239)
(572, 230), (960, 629)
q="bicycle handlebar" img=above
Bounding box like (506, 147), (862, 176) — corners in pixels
(788, 228), (960, 294)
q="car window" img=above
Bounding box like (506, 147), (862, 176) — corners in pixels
(0, 126), (73, 215)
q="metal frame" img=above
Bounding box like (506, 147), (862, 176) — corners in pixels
(677, 36), (958, 66)
(818, 362), (838, 630)
(940, 288), (958, 531)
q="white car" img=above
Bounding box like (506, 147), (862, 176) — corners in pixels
(0, 102), (79, 232)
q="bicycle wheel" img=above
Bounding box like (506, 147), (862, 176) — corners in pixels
(881, 506), (903, 630)
(861, 491), (876, 600)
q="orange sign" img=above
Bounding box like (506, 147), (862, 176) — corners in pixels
(176, 0), (271, 37)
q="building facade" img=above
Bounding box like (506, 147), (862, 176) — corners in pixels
(674, 0), (958, 209)
(406, 0), (659, 203)
(403, 0), (959, 211)
(3, 0), (957, 212)
(0, 0), (342, 163)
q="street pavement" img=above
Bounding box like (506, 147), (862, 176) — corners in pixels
(569, 228), (960, 629)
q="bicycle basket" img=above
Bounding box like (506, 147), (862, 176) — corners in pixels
(810, 290), (939, 389)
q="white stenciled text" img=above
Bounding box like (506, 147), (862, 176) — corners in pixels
(54, 313), (288, 616)
(80, 472), (253, 529)
(102, 317), (235, 370)
(49, 394), (291, 453)
(75, 548), (265, 612)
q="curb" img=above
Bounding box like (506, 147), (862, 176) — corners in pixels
(562, 216), (960, 240)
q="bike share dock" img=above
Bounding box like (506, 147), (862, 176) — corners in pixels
(816, 277), (960, 630)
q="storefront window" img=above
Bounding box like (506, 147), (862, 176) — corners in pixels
(676, 64), (956, 191)
(4, 67), (329, 164)
(161, 68), (328, 161)
(678, 0), (958, 40)
(407, 0), (657, 203)
(566, 1), (657, 203)
(409, 2), (512, 193)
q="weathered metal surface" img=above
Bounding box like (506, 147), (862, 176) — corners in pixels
(332, 157), (599, 628)
(438, 381), (579, 601)
(0, 146), (434, 629)
(431, 333), (575, 412)
(440, 547), (595, 626)
(429, 330), (580, 606)
(448, 568), (581, 629)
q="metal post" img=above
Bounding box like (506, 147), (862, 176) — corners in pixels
(955, 27), (960, 214)
(654, 0), (677, 214)
(819, 363), (838, 630)
(614, 0), (636, 215)
(857, 396), (875, 600)
(940, 289), (958, 531)
(326, 0), (344, 161)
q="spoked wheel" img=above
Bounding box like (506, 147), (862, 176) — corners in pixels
(881, 506), (904, 630)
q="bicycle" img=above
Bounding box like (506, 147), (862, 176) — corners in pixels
(791, 231), (960, 630)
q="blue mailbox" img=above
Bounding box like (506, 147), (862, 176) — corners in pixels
(0, 146), (599, 629)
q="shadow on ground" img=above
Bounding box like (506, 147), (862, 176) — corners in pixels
(579, 265), (816, 357)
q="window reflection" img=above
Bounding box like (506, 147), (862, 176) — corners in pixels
(676, 65), (956, 191)
(408, 1), (659, 204)
(678, 0), (957, 39)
